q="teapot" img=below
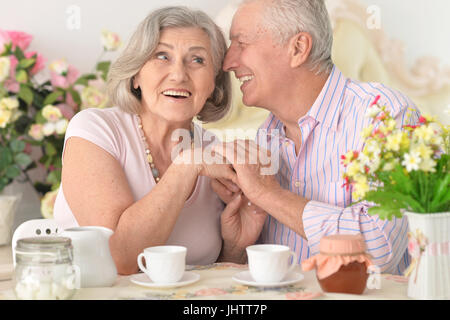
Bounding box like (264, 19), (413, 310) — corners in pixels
(61, 226), (117, 288)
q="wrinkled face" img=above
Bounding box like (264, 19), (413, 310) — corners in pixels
(223, 1), (290, 109)
(134, 27), (215, 123)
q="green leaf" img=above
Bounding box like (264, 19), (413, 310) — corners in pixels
(44, 142), (57, 157)
(368, 206), (402, 221)
(5, 165), (21, 179)
(74, 74), (97, 86)
(389, 165), (414, 195)
(14, 153), (32, 167)
(0, 147), (13, 169)
(19, 58), (36, 69)
(43, 90), (64, 106)
(96, 61), (111, 81)
(13, 46), (25, 60)
(46, 170), (61, 186)
(9, 139), (26, 153)
(15, 69), (28, 83)
(18, 84), (33, 105)
(68, 88), (81, 105)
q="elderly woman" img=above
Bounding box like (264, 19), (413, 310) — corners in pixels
(53, 6), (258, 275)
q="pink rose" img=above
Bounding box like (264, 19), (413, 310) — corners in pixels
(4, 55), (19, 93)
(57, 103), (76, 120)
(25, 51), (46, 75)
(9, 55), (18, 78)
(4, 79), (20, 93)
(7, 30), (33, 51)
(50, 65), (79, 89)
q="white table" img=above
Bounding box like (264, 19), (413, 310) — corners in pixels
(0, 245), (411, 300)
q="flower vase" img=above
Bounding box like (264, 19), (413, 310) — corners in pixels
(0, 195), (21, 245)
(404, 211), (450, 300)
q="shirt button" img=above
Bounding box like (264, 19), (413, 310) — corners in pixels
(295, 181), (301, 187)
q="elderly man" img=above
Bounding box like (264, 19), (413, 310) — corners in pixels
(215, 0), (421, 274)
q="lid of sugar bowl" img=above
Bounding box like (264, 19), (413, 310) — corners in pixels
(15, 237), (73, 265)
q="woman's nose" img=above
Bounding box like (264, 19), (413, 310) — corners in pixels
(223, 46), (239, 72)
(169, 60), (188, 82)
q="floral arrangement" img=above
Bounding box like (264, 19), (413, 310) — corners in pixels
(0, 29), (122, 217)
(341, 96), (450, 220)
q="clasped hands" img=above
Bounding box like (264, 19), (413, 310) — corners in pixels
(206, 139), (280, 261)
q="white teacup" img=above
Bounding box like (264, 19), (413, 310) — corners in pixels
(137, 245), (186, 283)
(246, 244), (297, 283)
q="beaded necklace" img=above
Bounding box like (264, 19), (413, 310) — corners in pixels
(136, 115), (194, 183)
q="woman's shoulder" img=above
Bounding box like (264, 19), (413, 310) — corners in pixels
(68, 106), (133, 133)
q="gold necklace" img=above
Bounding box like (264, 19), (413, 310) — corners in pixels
(136, 115), (194, 183)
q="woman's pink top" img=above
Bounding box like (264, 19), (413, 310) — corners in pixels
(54, 107), (224, 265)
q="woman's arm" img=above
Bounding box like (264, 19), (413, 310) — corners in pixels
(62, 137), (201, 274)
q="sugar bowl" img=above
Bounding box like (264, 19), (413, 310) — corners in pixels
(14, 236), (79, 300)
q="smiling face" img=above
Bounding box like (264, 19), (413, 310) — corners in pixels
(134, 27), (215, 123)
(223, 1), (292, 109)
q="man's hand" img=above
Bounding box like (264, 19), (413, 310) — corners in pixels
(213, 140), (281, 207)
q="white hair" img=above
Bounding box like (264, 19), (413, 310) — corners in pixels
(242, 0), (333, 74)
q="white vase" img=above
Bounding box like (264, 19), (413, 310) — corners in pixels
(404, 211), (450, 300)
(0, 195), (21, 245)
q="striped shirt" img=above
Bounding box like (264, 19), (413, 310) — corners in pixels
(256, 66), (421, 274)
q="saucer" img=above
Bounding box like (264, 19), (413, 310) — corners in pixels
(232, 271), (304, 287)
(130, 271), (200, 288)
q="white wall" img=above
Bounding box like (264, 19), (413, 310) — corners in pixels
(0, 0), (230, 75)
(358, 0), (450, 67)
(1, 0), (448, 74)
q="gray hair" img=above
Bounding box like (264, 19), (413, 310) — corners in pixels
(243, 0), (333, 75)
(107, 6), (231, 122)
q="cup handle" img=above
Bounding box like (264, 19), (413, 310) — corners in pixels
(287, 251), (298, 273)
(137, 253), (147, 273)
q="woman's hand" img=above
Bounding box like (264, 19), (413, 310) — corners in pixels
(174, 146), (240, 192)
(218, 192), (267, 263)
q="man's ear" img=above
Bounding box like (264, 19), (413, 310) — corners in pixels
(288, 32), (312, 68)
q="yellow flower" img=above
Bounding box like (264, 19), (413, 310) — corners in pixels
(49, 59), (69, 75)
(386, 119), (397, 131)
(0, 56), (10, 82)
(0, 97), (19, 110)
(382, 159), (398, 171)
(42, 105), (63, 122)
(419, 158), (436, 172)
(362, 124), (374, 138)
(400, 132), (410, 149)
(352, 174), (370, 200)
(386, 132), (403, 151)
(55, 119), (68, 135)
(412, 144), (433, 160)
(423, 114), (437, 123)
(41, 189), (59, 219)
(0, 109), (12, 128)
(101, 29), (122, 51)
(347, 161), (363, 177)
(413, 125), (434, 143)
(81, 86), (108, 109)
(28, 123), (44, 141)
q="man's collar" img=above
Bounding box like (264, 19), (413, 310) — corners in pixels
(302, 65), (348, 131)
